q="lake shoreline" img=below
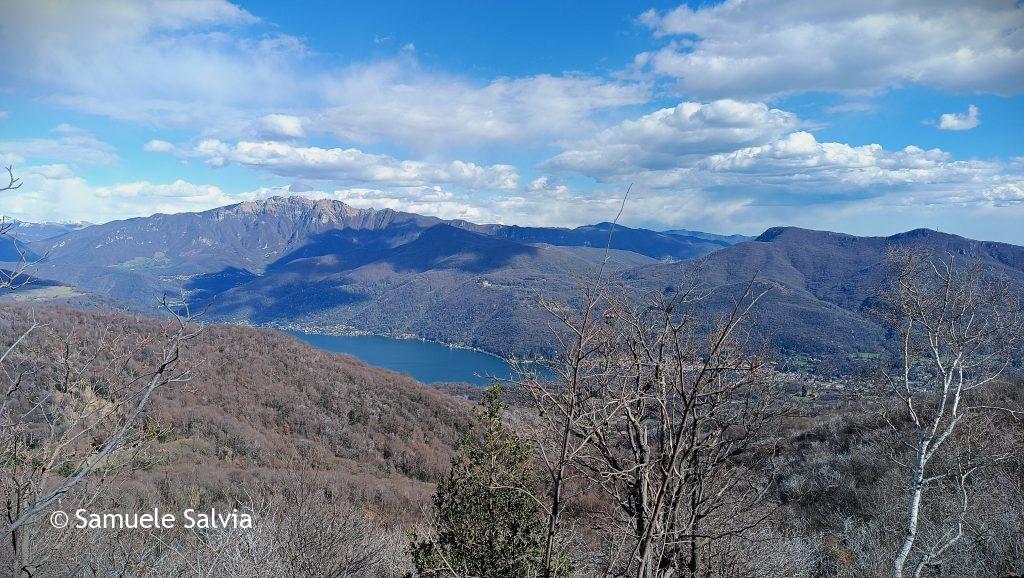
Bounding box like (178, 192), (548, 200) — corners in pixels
(258, 320), (541, 364)
(254, 323), (532, 385)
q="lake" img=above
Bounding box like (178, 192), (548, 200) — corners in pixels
(288, 331), (516, 385)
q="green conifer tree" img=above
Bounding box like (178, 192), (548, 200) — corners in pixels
(409, 385), (567, 577)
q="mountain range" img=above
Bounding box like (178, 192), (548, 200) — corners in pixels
(6, 196), (1024, 368)
(627, 227), (1024, 366)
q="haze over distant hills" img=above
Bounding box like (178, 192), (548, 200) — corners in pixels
(663, 229), (754, 245)
(1, 219), (92, 243)
(6, 196), (1024, 366)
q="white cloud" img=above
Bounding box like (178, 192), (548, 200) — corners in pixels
(542, 95), (1020, 214)
(683, 131), (1015, 208)
(0, 125), (118, 165)
(702, 132), (959, 180)
(984, 180), (1024, 204)
(317, 63), (649, 150)
(638, 1), (1024, 99)
(0, 163), (637, 229)
(259, 114), (305, 139)
(0, 3), (648, 151)
(192, 140), (520, 190)
(0, 0), (312, 130)
(296, 178), (744, 231)
(4, 157), (1022, 246)
(143, 139), (176, 153)
(0, 164), (236, 223)
(931, 104), (981, 131)
(318, 184), (657, 228)
(545, 100), (800, 177)
(540, 98), (1023, 235)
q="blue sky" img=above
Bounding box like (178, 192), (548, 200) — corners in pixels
(1, 0), (1022, 242)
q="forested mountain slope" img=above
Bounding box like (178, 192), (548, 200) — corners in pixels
(12, 197), (1024, 366)
(627, 226), (1024, 363)
(0, 303), (472, 516)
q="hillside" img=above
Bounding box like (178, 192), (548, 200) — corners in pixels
(0, 303), (472, 517)
(14, 198), (1024, 366)
(627, 226), (1024, 366)
(457, 221), (728, 260)
(2, 220), (91, 243)
(22, 197), (442, 304)
(17, 197), (706, 356)
(664, 228), (753, 245)
(210, 223), (657, 356)
(20, 197), (730, 307)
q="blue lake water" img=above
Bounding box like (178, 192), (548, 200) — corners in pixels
(288, 331), (516, 385)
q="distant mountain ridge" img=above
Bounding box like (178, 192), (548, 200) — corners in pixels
(18, 196), (734, 308)
(627, 226), (1024, 365)
(1, 219), (93, 243)
(10, 197), (1023, 368)
(456, 221), (728, 261)
(665, 228), (753, 245)
(14, 196), (735, 356)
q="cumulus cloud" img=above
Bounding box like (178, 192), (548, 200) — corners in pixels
(0, 164), (235, 223)
(637, 0), (1024, 99)
(318, 183), (679, 229)
(0, 2), (647, 150)
(5, 157), (1022, 246)
(661, 131), (1018, 214)
(931, 104), (981, 131)
(0, 163), (662, 230)
(0, 125), (118, 165)
(259, 114), (305, 139)
(192, 140), (520, 190)
(143, 139), (176, 153)
(541, 98), (1023, 235)
(984, 180), (1024, 204)
(697, 131), (1000, 193)
(317, 63), (648, 150)
(0, 0), (308, 130)
(541, 94), (1020, 213)
(544, 100), (801, 177)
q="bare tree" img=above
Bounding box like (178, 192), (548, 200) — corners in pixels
(270, 468), (394, 577)
(0, 166), (204, 576)
(879, 248), (1023, 578)
(518, 267), (782, 577)
(1, 299), (202, 576)
(0, 166), (33, 292)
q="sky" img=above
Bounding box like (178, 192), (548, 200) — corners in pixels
(0, 0), (1022, 243)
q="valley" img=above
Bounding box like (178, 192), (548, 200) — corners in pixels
(8, 196), (1024, 374)
(4, 3), (1022, 576)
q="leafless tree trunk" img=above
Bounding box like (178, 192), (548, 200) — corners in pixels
(519, 265), (782, 577)
(0, 167), (203, 577)
(1, 299), (201, 577)
(879, 248), (1023, 578)
(0, 166), (33, 293)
